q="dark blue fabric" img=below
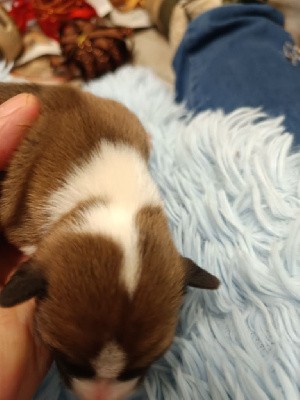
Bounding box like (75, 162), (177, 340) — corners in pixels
(173, 4), (300, 147)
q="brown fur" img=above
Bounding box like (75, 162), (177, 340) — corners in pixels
(0, 83), (183, 377)
(33, 205), (184, 371)
(0, 83), (149, 247)
(0, 83), (219, 394)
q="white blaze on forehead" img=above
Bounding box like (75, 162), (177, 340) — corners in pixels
(44, 140), (162, 295)
(93, 341), (126, 379)
(75, 204), (140, 294)
(72, 342), (137, 400)
(20, 245), (37, 256)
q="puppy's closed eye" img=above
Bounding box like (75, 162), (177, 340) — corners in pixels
(118, 367), (148, 382)
(54, 350), (95, 380)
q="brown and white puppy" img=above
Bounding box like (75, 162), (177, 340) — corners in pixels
(0, 84), (219, 400)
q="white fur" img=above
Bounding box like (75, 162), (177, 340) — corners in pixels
(45, 141), (162, 294)
(75, 204), (140, 295)
(20, 245), (37, 256)
(46, 141), (161, 225)
(72, 377), (138, 400)
(93, 342), (126, 379)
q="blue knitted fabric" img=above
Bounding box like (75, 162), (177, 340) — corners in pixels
(1, 65), (299, 400)
(173, 4), (300, 147)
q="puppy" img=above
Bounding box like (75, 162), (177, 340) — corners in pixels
(0, 84), (219, 400)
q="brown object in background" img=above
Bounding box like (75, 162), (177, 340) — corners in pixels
(269, 0), (300, 46)
(0, 5), (23, 62)
(12, 56), (68, 85)
(51, 18), (133, 81)
(14, 27), (61, 67)
(11, 26), (75, 85)
(110, 0), (146, 11)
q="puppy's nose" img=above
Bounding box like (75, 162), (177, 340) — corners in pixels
(74, 379), (113, 400)
(88, 380), (113, 400)
(92, 382), (111, 400)
(73, 377), (135, 400)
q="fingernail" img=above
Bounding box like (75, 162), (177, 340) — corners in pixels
(0, 93), (35, 117)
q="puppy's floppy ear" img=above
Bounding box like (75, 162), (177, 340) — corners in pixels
(0, 261), (47, 307)
(183, 257), (220, 290)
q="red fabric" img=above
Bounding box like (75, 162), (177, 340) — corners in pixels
(9, 1), (35, 33)
(9, 0), (97, 40)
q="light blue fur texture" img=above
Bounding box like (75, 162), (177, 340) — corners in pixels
(1, 64), (299, 400)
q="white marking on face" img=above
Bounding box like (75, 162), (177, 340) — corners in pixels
(72, 377), (139, 400)
(93, 342), (126, 380)
(74, 204), (140, 294)
(20, 245), (37, 256)
(44, 141), (162, 294)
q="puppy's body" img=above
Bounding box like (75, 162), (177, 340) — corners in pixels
(0, 84), (219, 400)
(0, 85), (149, 247)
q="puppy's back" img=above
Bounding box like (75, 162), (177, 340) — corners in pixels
(0, 84), (149, 247)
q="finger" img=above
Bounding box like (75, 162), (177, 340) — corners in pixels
(0, 300), (52, 400)
(0, 93), (40, 170)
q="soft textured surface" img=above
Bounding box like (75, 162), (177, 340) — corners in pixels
(1, 64), (299, 399)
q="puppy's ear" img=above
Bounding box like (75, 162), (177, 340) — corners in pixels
(0, 262), (47, 307)
(183, 257), (220, 290)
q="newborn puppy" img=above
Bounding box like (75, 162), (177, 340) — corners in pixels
(0, 84), (219, 400)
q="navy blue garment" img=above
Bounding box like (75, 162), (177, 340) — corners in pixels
(173, 4), (300, 147)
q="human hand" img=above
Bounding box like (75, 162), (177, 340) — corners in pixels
(0, 94), (51, 400)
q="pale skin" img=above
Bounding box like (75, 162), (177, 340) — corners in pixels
(0, 94), (51, 400)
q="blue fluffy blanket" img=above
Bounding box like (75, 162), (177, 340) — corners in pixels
(2, 65), (300, 399)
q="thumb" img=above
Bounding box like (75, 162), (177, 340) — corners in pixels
(0, 93), (40, 170)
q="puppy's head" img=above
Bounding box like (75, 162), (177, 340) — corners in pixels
(0, 206), (219, 400)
